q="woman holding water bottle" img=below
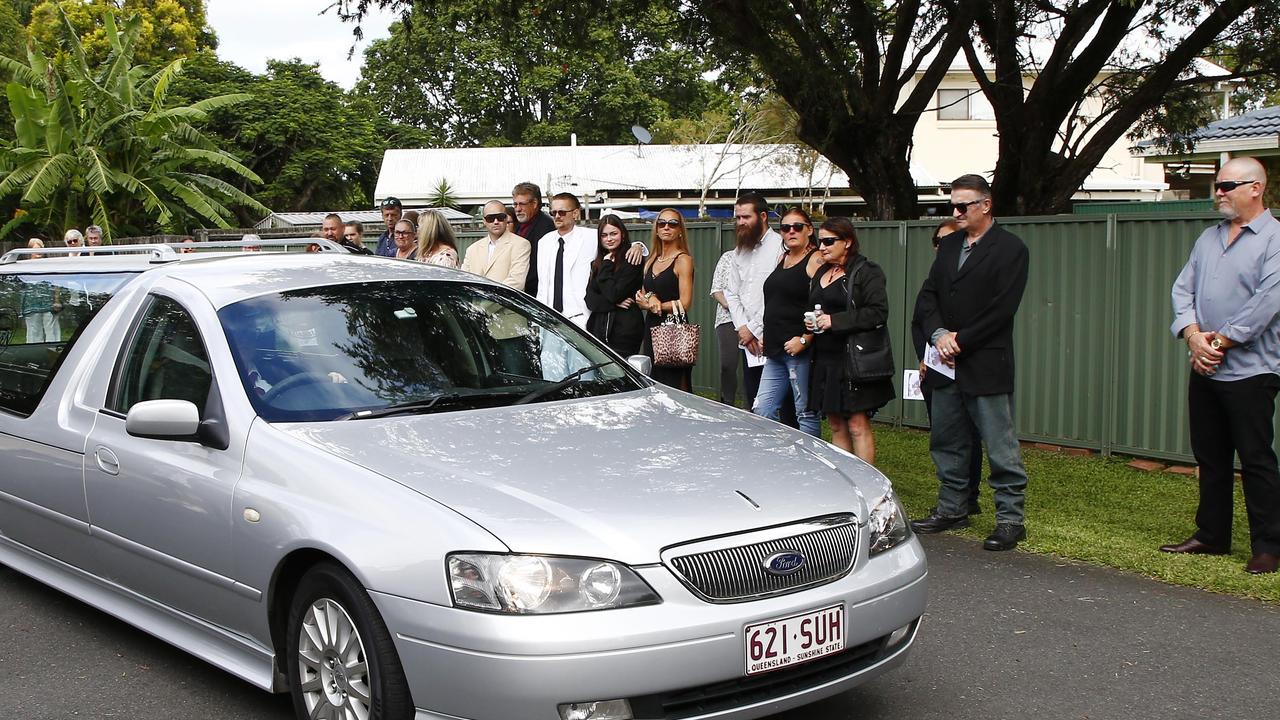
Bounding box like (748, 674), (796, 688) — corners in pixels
(806, 217), (894, 462)
(753, 207), (824, 436)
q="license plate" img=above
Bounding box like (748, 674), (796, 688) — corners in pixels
(744, 604), (845, 676)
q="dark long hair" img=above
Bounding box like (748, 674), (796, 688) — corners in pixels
(819, 216), (859, 266)
(592, 215), (630, 273)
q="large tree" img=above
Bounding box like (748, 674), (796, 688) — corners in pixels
(353, 0), (731, 147)
(337, 0), (1279, 219)
(170, 52), (432, 219)
(27, 0), (215, 68)
(963, 0), (1280, 215)
(0, 11), (265, 240)
(336, 0), (973, 219)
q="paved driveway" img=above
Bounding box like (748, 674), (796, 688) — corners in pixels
(3, 534), (1278, 719)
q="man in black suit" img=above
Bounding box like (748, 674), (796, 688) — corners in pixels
(511, 182), (556, 296)
(911, 174), (1031, 551)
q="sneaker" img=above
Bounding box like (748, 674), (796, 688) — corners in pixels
(910, 512), (970, 534)
(983, 523), (1026, 551)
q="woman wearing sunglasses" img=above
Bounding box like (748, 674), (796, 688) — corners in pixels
(585, 215), (645, 356)
(416, 210), (460, 267)
(753, 207), (825, 436)
(806, 217), (895, 462)
(391, 219), (418, 260)
(635, 209), (696, 390)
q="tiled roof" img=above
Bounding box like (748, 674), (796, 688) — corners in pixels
(1187, 105), (1280, 141)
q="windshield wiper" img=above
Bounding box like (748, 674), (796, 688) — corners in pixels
(338, 389), (514, 420)
(513, 361), (615, 405)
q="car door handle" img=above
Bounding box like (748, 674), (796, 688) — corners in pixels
(94, 446), (120, 476)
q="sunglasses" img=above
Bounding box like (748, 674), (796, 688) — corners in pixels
(483, 213), (508, 222)
(949, 199), (983, 214)
(779, 222), (810, 233)
(550, 209), (575, 217)
(655, 218), (682, 228)
(1214, 179), (1257, 193)
(818, 235), (841, 247)
(393, 230), (414, 236)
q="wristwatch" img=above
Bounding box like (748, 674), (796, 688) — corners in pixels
(799, 337), (807, 346)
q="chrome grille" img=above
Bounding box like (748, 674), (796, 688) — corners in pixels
(666, 516), (858, 602)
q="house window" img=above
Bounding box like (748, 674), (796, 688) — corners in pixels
(937, 88), (995, 121)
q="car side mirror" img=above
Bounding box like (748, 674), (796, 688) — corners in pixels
(125, 399), (200, 440)
(626, 354), (652, 377)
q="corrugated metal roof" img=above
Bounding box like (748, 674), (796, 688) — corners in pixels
(256, 207), (473, 228)
(374, 144), (942, 204)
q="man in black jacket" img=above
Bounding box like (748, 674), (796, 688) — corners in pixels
(911, 174), (1031, 551)
(512, 182), (556, 296)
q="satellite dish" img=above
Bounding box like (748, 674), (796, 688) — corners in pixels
(631, 125), (653, 145)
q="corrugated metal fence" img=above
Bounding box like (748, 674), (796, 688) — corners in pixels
(455, 212), (1274, 464)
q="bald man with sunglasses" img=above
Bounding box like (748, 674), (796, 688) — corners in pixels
(462, 200), (531, 291)
(1165, 156), (1280, 574)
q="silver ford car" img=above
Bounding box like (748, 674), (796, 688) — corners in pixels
(0, 243), (927, 720)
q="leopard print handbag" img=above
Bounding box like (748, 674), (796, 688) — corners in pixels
(649, 300), (700, 367)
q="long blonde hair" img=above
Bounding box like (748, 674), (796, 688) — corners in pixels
(416, 210), (457, 259)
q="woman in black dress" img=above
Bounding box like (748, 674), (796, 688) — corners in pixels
(634, 208), (695, 391)
(753, 206), (825, 436)
(585, 215), (645, 356)
(806, 217), (894, 462)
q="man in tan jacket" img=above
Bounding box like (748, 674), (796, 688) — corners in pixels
(461, 200), (533, 291)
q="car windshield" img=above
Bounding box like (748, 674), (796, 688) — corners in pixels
(218, 280), (643, 422)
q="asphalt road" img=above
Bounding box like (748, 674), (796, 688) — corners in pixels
(3, 533), (1278, 720)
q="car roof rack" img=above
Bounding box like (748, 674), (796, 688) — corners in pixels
(0, 238), (347, 265)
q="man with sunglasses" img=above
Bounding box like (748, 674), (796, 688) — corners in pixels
(462, 200), (532, 290)
(725, 192), (784, 410)
(374, 197), (403, 257)
(911, 174), (1030, 552)
(511, 182), (555, 295)
(1165, 157), (1280, 574)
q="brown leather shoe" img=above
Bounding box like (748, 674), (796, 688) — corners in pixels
(1159, 537), (1229, 555)
(1245, 553), (1279, 574)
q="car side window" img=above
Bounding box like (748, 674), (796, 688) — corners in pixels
(0, 272), (133, 416)
(111, 296), (211, 415)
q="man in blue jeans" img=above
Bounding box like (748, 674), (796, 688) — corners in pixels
(911, 174), (1030, 551)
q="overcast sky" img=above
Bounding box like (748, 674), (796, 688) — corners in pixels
(206, 0), (399, 89)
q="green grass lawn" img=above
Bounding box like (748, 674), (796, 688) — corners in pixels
(872, 424), (1280, 603)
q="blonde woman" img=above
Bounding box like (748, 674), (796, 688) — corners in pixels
(416, 210), (459, 267)
(634, 209), (695, 391)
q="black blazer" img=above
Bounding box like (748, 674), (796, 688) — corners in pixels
(585, 258), (645, 357)
(515, 212), (556, 296)
(919, 222), (1029, 396)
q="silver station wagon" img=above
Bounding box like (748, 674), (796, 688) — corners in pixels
(0, 241), (927, 720)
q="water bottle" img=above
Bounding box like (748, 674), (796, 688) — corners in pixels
(807, 304), (824, 334)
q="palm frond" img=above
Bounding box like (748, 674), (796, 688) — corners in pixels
(188, 93), (254, 114)
(155, 177), (230, 227)
(80, 146), (114, 196)
(21, 153), (78, 204)
(142, 58), (186, 109)
(173, 172), (271, 214)
(0, 55), (41, 85)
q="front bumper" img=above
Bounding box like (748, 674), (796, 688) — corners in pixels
(371, 538), (928, 720)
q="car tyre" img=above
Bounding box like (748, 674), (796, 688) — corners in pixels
(286, 562), (413, 720)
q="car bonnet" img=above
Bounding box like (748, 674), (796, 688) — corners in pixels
(274, 388), (886, 564)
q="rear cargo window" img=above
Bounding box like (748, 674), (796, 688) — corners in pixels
(0, 272), (135, 416)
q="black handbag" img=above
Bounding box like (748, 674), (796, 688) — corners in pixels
(844, 257), (895, 381)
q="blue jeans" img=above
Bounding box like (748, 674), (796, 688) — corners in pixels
(753, 351), (821, 437)
(930, 383), (1027, 524)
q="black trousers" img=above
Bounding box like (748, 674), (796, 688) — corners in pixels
(1188, 372), (1280, 555)
(742, 358), (763, 412)
(715, 322), (739, 405)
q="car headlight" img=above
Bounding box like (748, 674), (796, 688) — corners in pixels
(868, 490), (911, 555)
(448, 553), (662, 614)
